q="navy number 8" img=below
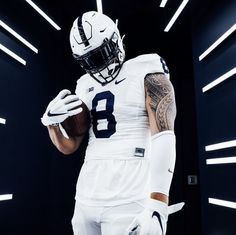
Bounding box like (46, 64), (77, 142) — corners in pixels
(91, 91), (117, 138)
(160, 57), (169, 74)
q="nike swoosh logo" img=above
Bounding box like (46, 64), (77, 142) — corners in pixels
(100, 28), (106, 33)
(115, 78), (126, 85)
(152, 211), (164, 234)
(168, 168), (174, 173)
(131, 225), (139, 232)
(47, 110), (67, 117)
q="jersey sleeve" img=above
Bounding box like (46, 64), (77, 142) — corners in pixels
(133, 53), (170, 80)
(74, 74), (88, 102)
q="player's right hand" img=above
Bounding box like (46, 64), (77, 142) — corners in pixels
(125, 200), (184, 235)
(41, 89), (83, 126)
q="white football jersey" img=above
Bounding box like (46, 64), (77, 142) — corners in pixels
(75, 53), (170, 206)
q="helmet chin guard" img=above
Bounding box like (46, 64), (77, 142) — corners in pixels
(70, 11), (125, 85)
(92, 60), (122, 85)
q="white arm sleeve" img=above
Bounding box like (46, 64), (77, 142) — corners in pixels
(150, 130), (176, 196)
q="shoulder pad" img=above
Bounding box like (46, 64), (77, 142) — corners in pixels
(75, 73), (89, 95)
(124, 54), (170, 79)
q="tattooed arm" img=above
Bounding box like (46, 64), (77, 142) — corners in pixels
(125, 73), (181, 234)
(144, 72), (176, 134)
(144, 72), (177, 204)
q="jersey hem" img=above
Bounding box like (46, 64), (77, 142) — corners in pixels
(75, 196), (149, 207)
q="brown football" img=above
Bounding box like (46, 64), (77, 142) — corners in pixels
(61, 101), (91, 137)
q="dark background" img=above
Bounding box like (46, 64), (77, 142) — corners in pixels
(0, 0), (235, 234)
(192, 0), (236, 234)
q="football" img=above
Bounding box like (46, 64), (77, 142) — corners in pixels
(61, 100), (91, 136)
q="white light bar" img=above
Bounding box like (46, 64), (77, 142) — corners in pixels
(0, 194), (13, 201)
(160, 0), (168, 8)
(164, 0), (189, 32)
(0, 117), (6, 124)
(0, 44), (26, 65)
(206, 156), (236, 165)
(199, 23), (236, 61)
(205, 139), (236, 152)
(0, 20), (38, 53)
(209, 198), (236, 209)
(25, 0), (61, 30)
(202, 67), (236, 93)
(96, 0), (103, 13)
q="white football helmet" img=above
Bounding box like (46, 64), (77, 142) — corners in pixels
(70, 11), (125, 85)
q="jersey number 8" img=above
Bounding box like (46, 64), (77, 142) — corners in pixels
(91, 91), (117, 138)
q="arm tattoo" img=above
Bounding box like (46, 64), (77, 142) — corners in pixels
(144, 73), (176, 132)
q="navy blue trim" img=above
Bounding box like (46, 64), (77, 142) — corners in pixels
(77, 17), (89, 47)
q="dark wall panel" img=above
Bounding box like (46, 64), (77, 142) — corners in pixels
(0, 0), (199, 234)
(192, 0), (236, 234)
(0, 1), (90, 234)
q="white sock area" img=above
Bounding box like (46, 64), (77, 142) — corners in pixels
(150, 130), (176, 196)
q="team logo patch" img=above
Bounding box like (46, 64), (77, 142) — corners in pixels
(88, 87), (94, 92)
(134, 148), (145, 157)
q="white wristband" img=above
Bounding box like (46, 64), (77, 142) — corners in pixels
(150, 130), (176, 196)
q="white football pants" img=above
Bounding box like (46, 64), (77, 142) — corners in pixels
(72, 200), (146, 235)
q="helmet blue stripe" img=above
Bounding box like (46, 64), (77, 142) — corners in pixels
(77, 17), (89, 47)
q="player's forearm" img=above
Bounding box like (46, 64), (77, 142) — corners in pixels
(47, 125), (83, 155)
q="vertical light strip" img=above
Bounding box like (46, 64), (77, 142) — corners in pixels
(0, 20), (38, 53)
(164, 0), (189, 32)
(205, 139), (236, 152)
(0, 117), (6, 124)
(96, 0), (103, 14)
(206, 156), (236, 165)
(0, 44), (26, 65)
(0, 194), (13, 201)
(199, 23), (236, 61)
(25, 0), (61, 30)
(209, 198), (236, 209)
(202, 67), (236, 92)
(160, 0), (168, 8)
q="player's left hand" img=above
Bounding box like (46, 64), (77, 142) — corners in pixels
(41, 89), (82, 126)
(125, 199), (184, 235)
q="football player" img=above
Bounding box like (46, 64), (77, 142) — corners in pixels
(41, 11), (184, 235)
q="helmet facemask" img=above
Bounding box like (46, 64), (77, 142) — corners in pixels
(73, 32), (124, 85)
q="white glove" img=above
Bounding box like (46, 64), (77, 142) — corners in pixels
(125, 199), (184, 235)
(41, 89), (82, 126)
